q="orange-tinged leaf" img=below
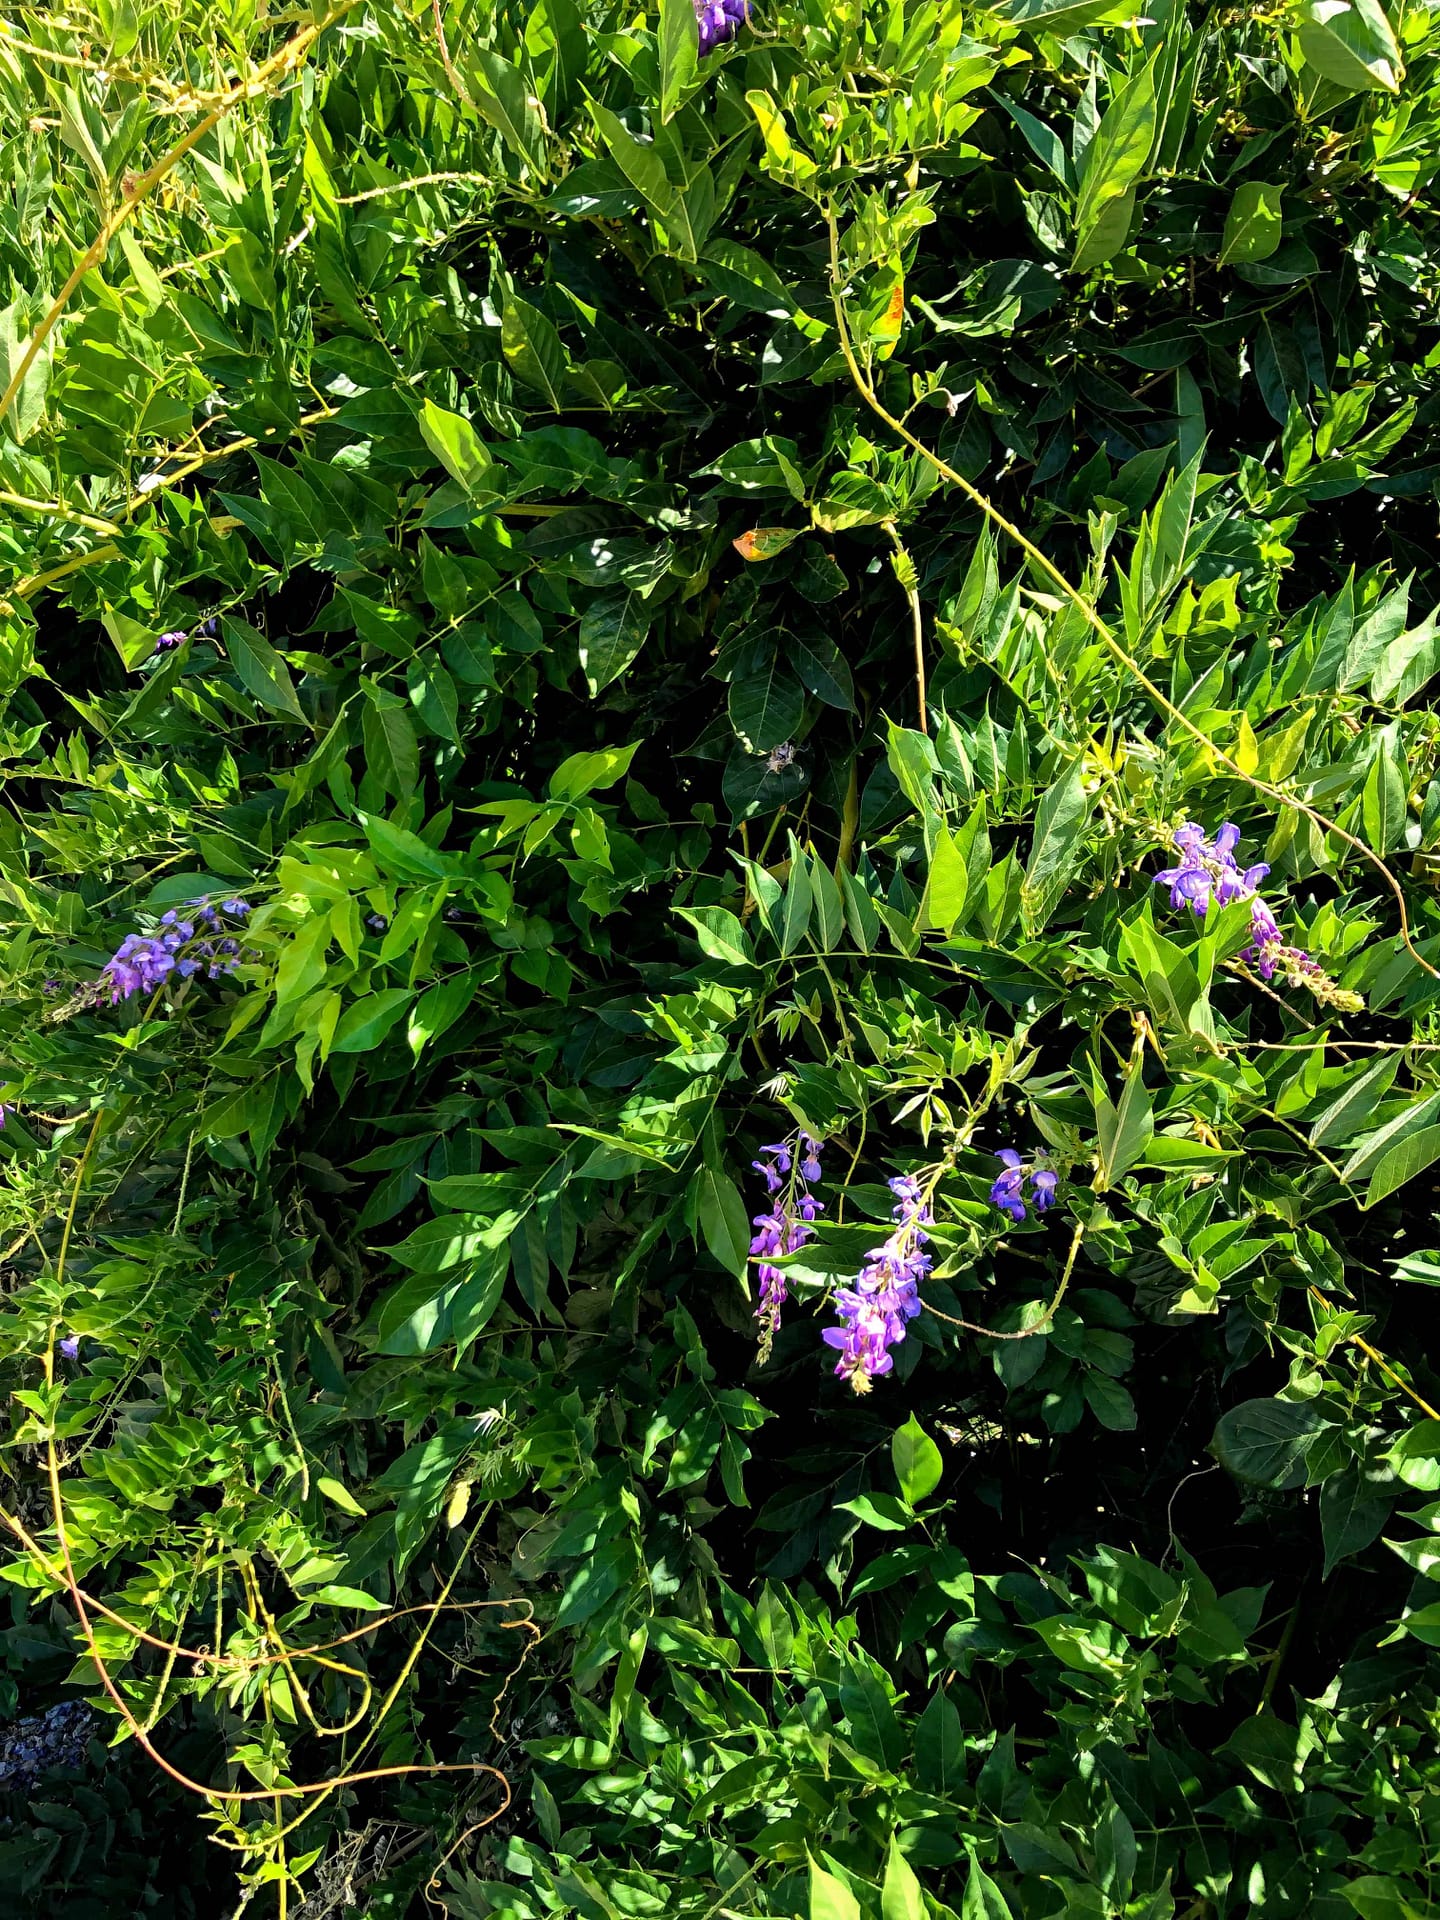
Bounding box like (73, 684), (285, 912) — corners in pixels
(883, 282), (905, 330)
(732, 527), (800, 562)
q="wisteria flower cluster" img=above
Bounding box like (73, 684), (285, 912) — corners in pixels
(100, 896), (252, 1004)
(694, 0), (750, 56)
(989, 1150), (1058, 1223)
(1153, 820), (1362, 1011)
(0, 1700), (93, 1790)
(824, 1173), (931, 1394)
(750, 1133), (823, 1363)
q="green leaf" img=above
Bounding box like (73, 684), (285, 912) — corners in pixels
(579, 591), (651, 696)
(549, 743), (640, 801)
(962, 1854), (1015, 1920)
(375, 1242), (509, 1355)
(1320, 1463), (1394, 1576)
(729, 657), (805, 753)
(926, 826), (970, 934)
(1094, 1065), (1154, 1188)
(418, 400), (501, 500)
(1363, 1124), (1440, 1209)
(810, 853), (846, 954)
(1217, 1715), (1303, 1793)
(1309, 1054), (1400, 1148)
(1073, 51), (1159, 262)
(779, 841), (813, 957)
(809, 1861), (862, 1920)
(915, 1689), (965, 1795)
(789, 630), (855, 710)
(221, 617), (306, 723)
(696, 1166), (750, 1278)
(1021, 759), (1088, 932)
(881, 1839), (925, 1920)
(1298, 0), (1402, 93)
(502, 291), (567, 409)
(1361, 725), (1407, 856)
(331, 989), (415, 1054)
(467, 46), (548, 173)
(835, 1491), (914, 1531)
(1220, 181), (1284, 264)
(1212, 1397), (1324, 1489)
(892, 1415), (943, 1505)
(677, 906), (753, 967)
(659, 0), (699, 120)
(362, 688), (419, 799)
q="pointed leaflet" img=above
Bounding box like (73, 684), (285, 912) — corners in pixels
(695, 1165), (751, 1276)
(1220, 182), (1283, 264)
(1361, 724), (1407, 856)
(809, 1861), (862, 1920)
(467, 46), (548, 174)
(962, 1854), (1015, 1920)
(893, 1415), (943, 1505)
(221, 616), (306, 723)
(659, 0), (698, 121)
(882, 1840), (926, 1920)
(580, 591), (651, 696)
(502, 292), (567, 409)
(780, 835), (813, 957)
(1298, 0), (1402, 93)
(1073, 49), (1159, 262)
(729, 655), (804, 751)
(419, 399), (501, 499)
(926, 825), (969, 933)
(1021, 759), (1088, 932)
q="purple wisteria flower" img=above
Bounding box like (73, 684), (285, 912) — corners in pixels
(1152, 821), (1364, 1012)
(751, 1133), (824, 1362)
(151, 617), (220, 659)
(823, 1173), (930, 1394)
(58, 1335), (79, 1359)
(989, 1150), (1058, 1224)
(695, 0), (750, 56)
(99, 896), (252, 1004)
(1153, 820), (1270, 920)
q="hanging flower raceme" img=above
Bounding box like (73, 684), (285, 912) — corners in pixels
(1152, 820), (1363, 1013)
(98, 896), (253, 1005)
(694, 0), (750, 56)
(988, 1149), (1057, 1223)
(824, 1173), (930, 1394)
(751, 1133), (823, 1362)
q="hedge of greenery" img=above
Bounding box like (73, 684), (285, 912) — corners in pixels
(4, 0), (1440, 1915)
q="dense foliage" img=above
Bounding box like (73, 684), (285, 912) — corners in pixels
(4, 0), (1440, 1915)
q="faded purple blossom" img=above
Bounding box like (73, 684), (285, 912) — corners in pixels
(990, 1150), (1058, 1223)
(752, 1133), (824, 1362)
(695, 0), (750, 56)
(58, 1335), (79, 1359)
(765, 742), (797, 774)
(153, 630), (186, 654)
(823, 1173), (930, 1393)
